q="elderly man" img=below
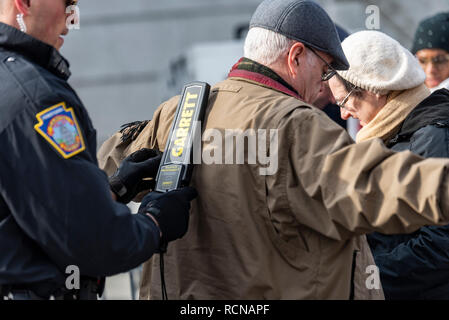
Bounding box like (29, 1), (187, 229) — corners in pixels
(412, 12), (449, 91)
(0, 0), (197, 300)
(99, 0), (449, 299)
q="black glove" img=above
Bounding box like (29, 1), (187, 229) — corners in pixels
(138, 187), (198, 244)
(109, 148), (162, 203)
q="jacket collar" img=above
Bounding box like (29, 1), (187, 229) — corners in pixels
(228, 58), (302, 100)
(397, 88), (449, 136)
(386, 88), (449, 146)
(0, 22), (71, 80)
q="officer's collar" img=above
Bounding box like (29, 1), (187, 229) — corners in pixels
(0, 22), (71, 80)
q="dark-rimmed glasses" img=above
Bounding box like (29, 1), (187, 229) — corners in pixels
(336, 87), (355, 109)
(306, 45), (337, 81)
(417, 54), (449, 70)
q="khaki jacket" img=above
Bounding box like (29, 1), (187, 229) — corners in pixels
(98, 78), (449, 299)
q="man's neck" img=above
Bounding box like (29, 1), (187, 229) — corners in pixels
(0, 15), (19, 31)
(267, 62), (295, 92)
(228, 58), (302, 100)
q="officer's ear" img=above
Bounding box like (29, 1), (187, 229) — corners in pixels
(14, 0), (31, 16)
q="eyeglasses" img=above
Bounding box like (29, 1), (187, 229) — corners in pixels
(336, 87), (355, 109)
(417, 54), (449, 69)
(306, 45), (337, 81)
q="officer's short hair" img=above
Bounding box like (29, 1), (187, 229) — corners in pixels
(244, 27), (295, 66)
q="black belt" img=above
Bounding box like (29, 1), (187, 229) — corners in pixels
(1, 277), (104, 300)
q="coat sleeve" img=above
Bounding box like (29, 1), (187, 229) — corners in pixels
(367, 124), (449, 299)
(283, 108), (449, 241)
(368, 225), (449, 299)
(1, 99), (162, 277)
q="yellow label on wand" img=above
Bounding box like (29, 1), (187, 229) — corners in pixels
(167, 86), (201, 164)
(155, 82), (210, 193)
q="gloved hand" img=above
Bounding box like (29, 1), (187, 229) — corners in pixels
(109, 148), (162, 203)
(138, 187), (198, 244)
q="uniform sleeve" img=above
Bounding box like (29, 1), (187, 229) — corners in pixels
(369, 225), (449, 299)
(0, 103), (161, 277)
(283, 109), (449, 241)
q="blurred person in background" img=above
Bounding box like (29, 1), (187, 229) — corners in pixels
(412, 12), (449, 91)
(99, 0), (449, 300)
(329, 30), (449, 300)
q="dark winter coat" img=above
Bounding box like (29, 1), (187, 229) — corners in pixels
(368, 88), (449, 299)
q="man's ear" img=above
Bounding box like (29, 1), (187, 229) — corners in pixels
(14, 0), (31, 15)
(287, 42), (306, 77)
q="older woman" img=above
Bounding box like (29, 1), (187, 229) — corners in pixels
(329, 30), (449, 299)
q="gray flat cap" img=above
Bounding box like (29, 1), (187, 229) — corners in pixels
(250, 0), (349, 70)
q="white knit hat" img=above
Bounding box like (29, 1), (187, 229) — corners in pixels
(338, 30), (425, 95)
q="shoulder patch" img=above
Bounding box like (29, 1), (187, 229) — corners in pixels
(34, 102), (86, 159)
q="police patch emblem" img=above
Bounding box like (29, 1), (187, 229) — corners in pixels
(34, 102), (86, 159)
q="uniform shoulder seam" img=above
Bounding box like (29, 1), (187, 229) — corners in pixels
(2, 54), (62, 108)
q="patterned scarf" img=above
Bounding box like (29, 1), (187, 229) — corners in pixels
(228, 57), (302, 100)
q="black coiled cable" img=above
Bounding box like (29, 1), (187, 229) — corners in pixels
(159, 242), (168, 300)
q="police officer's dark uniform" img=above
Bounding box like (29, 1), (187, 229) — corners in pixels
(0, 22), (179, 300)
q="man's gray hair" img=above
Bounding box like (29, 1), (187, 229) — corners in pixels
(244, 27), (296, 66)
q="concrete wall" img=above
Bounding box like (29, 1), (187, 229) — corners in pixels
(318, 0), (449, 48)
(61, 0), (261, 144)
(60, 0), (449, 146)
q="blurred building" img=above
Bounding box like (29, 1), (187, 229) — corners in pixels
(61, 0), (261, 145)
(62, 0), (448, 145)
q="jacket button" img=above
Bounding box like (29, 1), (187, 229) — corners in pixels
(6, 57), (16, 62)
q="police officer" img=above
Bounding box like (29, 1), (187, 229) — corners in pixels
(0, 0), (197, 300)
